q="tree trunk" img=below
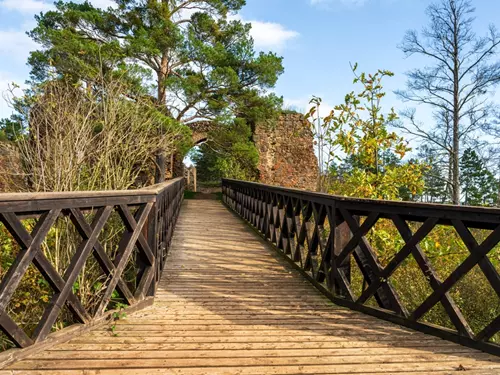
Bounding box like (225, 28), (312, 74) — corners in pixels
(446, 152), (453, 202)
(155, 55), (169, 182)
(452, 117), (460, 205)
(157, 73), (166, 107)
(452, 4), (461, 205)
(155, 152), (166, 183)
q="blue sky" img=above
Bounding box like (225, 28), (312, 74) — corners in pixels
(1, 0), (500, 128)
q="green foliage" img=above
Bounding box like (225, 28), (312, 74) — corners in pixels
(28, 0), (284, 124)
(310, 64), (426, 200)
(110, 303), (128, 337)
(460, 148), (499, 206)
(418, 145), (448, 203)
(0, 117), (24, 142)
(191, 118), (259, 182)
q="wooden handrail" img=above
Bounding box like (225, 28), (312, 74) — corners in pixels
(0, 178), (185, 366)
(222, 178), (500, 357)
(0, 178), (183, 203)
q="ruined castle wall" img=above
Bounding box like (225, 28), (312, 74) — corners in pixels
(0, 142), (25, 192)
(254, 113), (318, 191)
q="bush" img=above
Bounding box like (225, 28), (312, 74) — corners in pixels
(6, 78), (191, 192)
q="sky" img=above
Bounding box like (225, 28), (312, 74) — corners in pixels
(2, 0), (500, 130)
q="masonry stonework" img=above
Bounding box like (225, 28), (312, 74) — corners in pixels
(0, 142), (25, 192)
(254, 113), (318, 191)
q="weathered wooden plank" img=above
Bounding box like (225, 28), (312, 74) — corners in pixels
(4, 368), (500, 375)
(46, 340), (462, 351)
(9, 355), (500, 370)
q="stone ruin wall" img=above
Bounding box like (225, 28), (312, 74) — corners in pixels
(254, 113), (318, 191)
(0, 142), (25, 192)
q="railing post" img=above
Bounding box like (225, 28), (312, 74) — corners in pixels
(193, 168), (197, 193)
(333, 218), (351, 297)
(147, 198), (159, 297)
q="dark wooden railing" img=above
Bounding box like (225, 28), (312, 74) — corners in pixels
(222, 178), (500, 356)
(0, 178), (184, 358)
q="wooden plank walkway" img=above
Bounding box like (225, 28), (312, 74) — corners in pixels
(5, 200), (500, 374)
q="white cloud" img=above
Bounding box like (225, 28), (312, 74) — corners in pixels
(230, 15), (299, 50)
(88, 0), (116, 9)
(283, 96), (335, 117)
(248, 20), (299, 50)
(0, 30), (38, 62)
(0, 0), (51, 14)
(0, 0), (116, 13)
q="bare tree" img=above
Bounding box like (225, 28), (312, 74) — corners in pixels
(396, 0), (500, 204)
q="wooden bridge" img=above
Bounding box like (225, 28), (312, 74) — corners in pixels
(1, 179), (500, 373)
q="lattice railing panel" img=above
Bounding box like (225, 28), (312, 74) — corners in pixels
(0, 178), (184, 353)
(222, 178), (500, 356)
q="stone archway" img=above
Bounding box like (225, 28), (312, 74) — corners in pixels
(169, 121), (216, 178)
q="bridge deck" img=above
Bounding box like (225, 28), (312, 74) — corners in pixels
(5, 200), (500, 374)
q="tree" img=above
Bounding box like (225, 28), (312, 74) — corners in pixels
(460, 148), (498, 206)
(190, 117), (259, 182)
(396, 0), (500, 204)
(311, 65), (426, 200)
(418, 145), (448, 203)
(27, 0), (283, 179)
(29, 0), (283, 119)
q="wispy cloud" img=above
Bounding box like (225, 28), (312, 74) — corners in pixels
(0, 0), (51, 14)
(283, 96), (336, 116)
(89, 0), (117, 9)
(230, 15), (299, 50)
(249, 20), (300, 50)
(0, 0), (116, 13)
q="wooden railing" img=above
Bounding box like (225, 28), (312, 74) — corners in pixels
(222, 178), (500, 356)
(0, 178), (184, 357)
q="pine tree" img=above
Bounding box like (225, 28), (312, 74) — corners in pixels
(418, 145), (447, 203)
(460, 148), (498, 206)
(28, 1), (283, 123)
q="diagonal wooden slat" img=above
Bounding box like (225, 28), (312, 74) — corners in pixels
(335, 211), (379, 266)
(477, 314), (500, 341)
(95, 203), (153, 317)
(118, 204), (156, 299)
(411, 224), (500, 323)
(310, 204), (326, 280)
(339, 208), (407, 315)
(0, 210), (60, 312)
(118, 205), (155, 267)
(68, 208), (135, 306)
(1, 211), (93, 323)
(452, 220), (500, 300)
(33, 206), (113, 342)
(356, 216), (438, 307)
(339, 209), (383, 275)
(392, 216), (471, 336)
(0, 309), (33, 348)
